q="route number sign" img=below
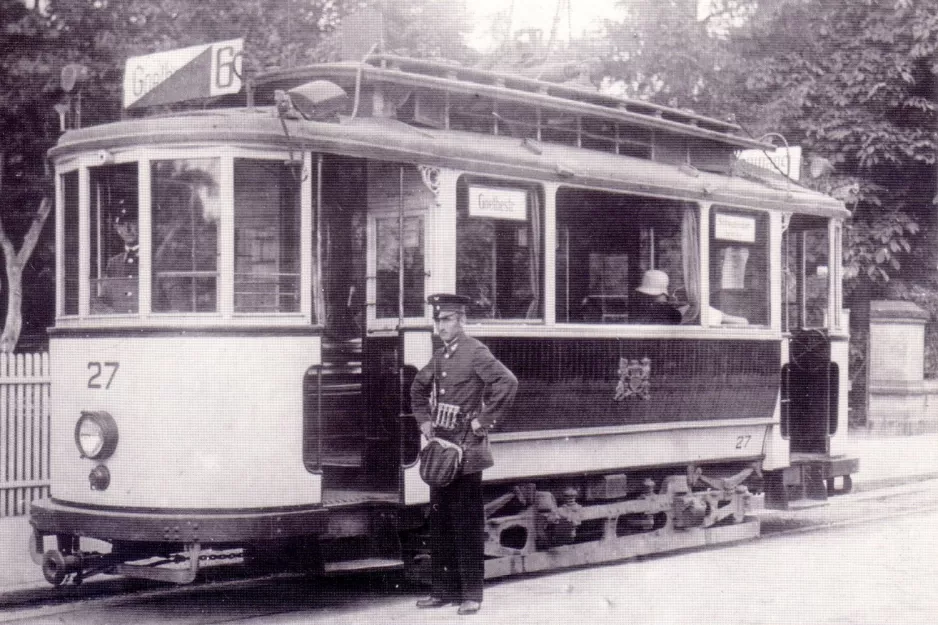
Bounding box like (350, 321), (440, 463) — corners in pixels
(122, 39), (243, 110)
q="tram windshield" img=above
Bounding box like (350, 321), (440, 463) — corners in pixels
(67, 153), (306, 320)
(89, 163), (139, 315)
(151, 158), (220, 313)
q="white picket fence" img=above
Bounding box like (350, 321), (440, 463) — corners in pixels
(0, 352), (51, 517)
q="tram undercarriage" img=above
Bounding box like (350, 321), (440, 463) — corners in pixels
(31, 461), (761, 587)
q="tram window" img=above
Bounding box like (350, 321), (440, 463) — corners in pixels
(89, 163), (139, 315)
(783, 217), (830, 331)
(456, 178), (543, 321)
(151, 158), (220, 313)
(555, 188), (698, 325)
(709, 207), (769, 326)
(233, 160), (301, 313)
(62, 171), (80, 316)
(368, 162), (428, 319)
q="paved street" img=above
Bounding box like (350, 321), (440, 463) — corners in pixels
(3, 478), (937, 625)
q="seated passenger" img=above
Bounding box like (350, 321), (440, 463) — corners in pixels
(630, 270), (682, 325)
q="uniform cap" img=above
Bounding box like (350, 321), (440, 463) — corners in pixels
(114, 201), (136, 225)
(636, 269), (670, 296)
(427, 293), (470, 320)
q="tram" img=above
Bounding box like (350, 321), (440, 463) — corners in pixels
(29, 44), (857, 586)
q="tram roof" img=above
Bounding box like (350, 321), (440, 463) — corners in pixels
(251, 55), (771, 152)
(51, 107), (848, 219)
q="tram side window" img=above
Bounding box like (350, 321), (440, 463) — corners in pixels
(89, 163), (139, 315)
(233, 160), (301, 313)
(709, 207), (769, 326)
(62, 171), (80, 316)
(151, 158), (220, 313)
(456, 178), (543, 320)
(783, 216), (830, 330)
(555, 188), (698, 325)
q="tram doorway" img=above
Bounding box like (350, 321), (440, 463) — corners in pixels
(786, 331), (838, 455)
(306, 156), (429, 495)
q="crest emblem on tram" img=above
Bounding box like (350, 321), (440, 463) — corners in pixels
(614, 357), (651, 401)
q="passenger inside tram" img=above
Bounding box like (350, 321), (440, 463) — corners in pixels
(555, 188), (760, 326)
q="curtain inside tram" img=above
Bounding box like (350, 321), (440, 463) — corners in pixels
(680, 206), (700, 324)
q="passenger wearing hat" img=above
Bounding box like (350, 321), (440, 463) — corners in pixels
(93, 202), (139, 313)
(629, 269), (682, 324)
(411, 293), (518, 616)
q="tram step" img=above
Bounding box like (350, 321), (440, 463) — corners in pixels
(323, 557), (403, 576)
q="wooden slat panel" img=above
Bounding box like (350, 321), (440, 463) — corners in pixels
(0, 352), (51, 517)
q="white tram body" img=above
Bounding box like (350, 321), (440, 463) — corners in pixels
(30, 54), (856, 585)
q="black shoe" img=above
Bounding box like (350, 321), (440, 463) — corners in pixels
(416, 597), (453, 609)
(457, 600), (481, 615)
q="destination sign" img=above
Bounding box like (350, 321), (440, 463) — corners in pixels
(468, 186), (528, 221)
(123, 39), (243, 109)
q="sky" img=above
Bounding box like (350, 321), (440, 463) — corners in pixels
(466, 0), (714, 51)
(466, 0), (624, 52)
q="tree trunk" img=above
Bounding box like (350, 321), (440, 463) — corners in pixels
(1, 262), (23, 352)
(0, 196), (52, 353)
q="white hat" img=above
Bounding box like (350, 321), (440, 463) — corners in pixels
(636, 269), (669, 296)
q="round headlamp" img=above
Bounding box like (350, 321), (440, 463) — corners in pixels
(74, 411), (118, 460)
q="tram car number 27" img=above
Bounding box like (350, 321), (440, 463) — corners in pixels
(87, 362), (119, 389)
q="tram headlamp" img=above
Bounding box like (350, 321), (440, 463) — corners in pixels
(74, 411), (119, 460)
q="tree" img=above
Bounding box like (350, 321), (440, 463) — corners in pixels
(601, 0), (938, 304)
(0, 0), (62, 351)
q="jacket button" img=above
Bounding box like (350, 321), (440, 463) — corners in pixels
(441, 371), (447, 377)
(439, 389), (446, 395)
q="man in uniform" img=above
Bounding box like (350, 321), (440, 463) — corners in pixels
(93, 204), (139, 314)
(411, 293), (518, 616)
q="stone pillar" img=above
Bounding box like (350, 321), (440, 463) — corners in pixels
(867, 300), (935, 434)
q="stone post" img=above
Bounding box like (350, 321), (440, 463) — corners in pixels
(866, 300), (936, 434)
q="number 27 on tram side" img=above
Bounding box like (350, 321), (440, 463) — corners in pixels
(29, 52), (857, 586)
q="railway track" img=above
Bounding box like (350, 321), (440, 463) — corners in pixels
(4, 478), (937, 624)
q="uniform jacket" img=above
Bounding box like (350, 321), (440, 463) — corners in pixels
(93, 249), (138, 313)
(411, 332), (518, 475)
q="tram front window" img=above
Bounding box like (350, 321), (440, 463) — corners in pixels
(89, 163), (139, 315)
(233, 160), (301, 313)
(555, 188), (698, 325)
(151, 158), (220, 313)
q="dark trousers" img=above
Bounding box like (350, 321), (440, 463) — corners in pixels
(429, 470), (484, 603)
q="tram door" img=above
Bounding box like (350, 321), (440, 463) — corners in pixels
(314, 156), (376, 489)
(311, 156), (427, 492)
(786, 332), (836, 455)
(782, 221), (838, 456)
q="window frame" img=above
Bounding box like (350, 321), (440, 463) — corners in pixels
(366, 208), (428, 331)
(54, 146), (314, 327)
(454, 174), (546, 324)
(706, 204), (773, 329)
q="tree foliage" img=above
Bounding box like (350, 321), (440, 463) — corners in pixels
(603, 0), (938, 298)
